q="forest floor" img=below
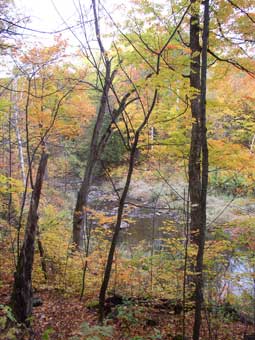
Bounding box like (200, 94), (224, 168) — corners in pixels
(0, 273), (254, 340)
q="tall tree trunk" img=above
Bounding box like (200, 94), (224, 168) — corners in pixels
(8, 94), (13, 225)
(10, 151), (48, 325)
(189, 1), (210, 339)
(189, 0), (202, 248)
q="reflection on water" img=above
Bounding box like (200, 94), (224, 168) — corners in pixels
(118, 210), (255, 302)
(119, 213), (168, 247)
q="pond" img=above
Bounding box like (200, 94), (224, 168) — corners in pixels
(90, 189), (255, 310)
(119, 210), (171, 247)
(118, 207), (255, 308)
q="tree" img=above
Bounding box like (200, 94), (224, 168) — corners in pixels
(188, 1), (210, 339)
(97, 2), (191, 321)
(188, 0), (254, 338)
(8, 40), (77, 325)
(10, 150), (48, 325)
(0, 0), (20, 51)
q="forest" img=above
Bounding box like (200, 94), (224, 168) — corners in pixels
(0, 0), (255, 339)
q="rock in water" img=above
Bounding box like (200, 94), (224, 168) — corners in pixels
(120, 221), (129, 229)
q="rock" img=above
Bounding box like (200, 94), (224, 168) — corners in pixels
(102, 224), (110, 229)
(173, 336), (188, 340)
(146, 318), (158, 326)
(104, 294), (124, 316)
(105, 294), (123, 306)
(244, 335), (255, 340)
(174, 303), (183, 315)
(154, 299), (184, 314)
(120, 221), (129, 229)
(33, 297), (43, 307)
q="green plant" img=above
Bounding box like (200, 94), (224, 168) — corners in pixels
(0, 305), (24, 340)
(150, 329), (162, 340)
(210, 172), (249, 196)
(70, 322), (113, 340)
(115, 300), (144, 326)
(42, 327), (54, 340)
(128, 329), (162, 340)
(101, 115), (127, 167)
(0, 305), (16, 324)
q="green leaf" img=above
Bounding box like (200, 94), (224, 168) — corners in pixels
(42, 327), (54, 340)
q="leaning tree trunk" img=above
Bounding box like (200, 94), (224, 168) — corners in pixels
(72, 0), (137, 250)
(72, 75), (133, 249)
(98, 132), (140, 323)
(72, 0), (114, 249)
(72, 60), (112, 249)
(98, 88), (158, 323)
(10, 151), (48, 325)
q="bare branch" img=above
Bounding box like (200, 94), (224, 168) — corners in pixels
(226, 0), (255, 24)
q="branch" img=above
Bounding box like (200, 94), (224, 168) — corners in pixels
(226, 0), (255, 24)
(159, 4), (190, 56)
(0, 17), (83, 35)
(208, 48), (255, 78)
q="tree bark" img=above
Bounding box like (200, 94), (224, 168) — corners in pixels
(189, 1), (210, 339)
(37, 229), (48, 281)
(189, 0), (202, 248)
(10, 151), (48, 325)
